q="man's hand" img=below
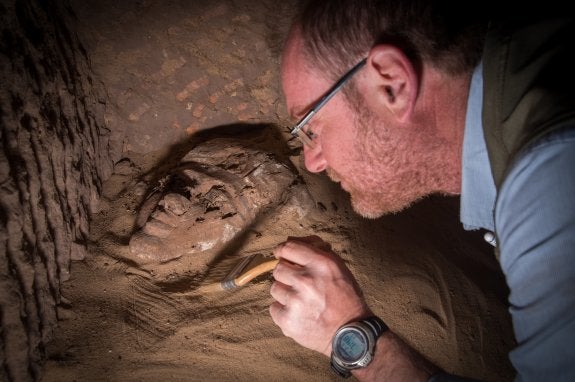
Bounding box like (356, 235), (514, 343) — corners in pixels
(269, 235), (371, 356)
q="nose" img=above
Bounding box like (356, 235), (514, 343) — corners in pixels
(303, 144), (327, 173)
(161, 193), (192, 216)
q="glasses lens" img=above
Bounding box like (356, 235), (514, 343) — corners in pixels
(294, 127), (315, 148)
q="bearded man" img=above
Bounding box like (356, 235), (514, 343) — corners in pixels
(269, 1), (575, 381)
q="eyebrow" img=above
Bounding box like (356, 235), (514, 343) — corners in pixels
(289, 106), (307, 120)
(288, 94), (318, 119)
(286, 78), (335, 119)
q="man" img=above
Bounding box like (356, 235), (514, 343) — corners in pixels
(269, 1), (575, 381)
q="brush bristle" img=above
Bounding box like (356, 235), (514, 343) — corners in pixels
(198, 255), (247, 285)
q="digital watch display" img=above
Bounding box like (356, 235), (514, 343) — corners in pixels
(338, 328), (368, 362)
(330, 316), (388, 378)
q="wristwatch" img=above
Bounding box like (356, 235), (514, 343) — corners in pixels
(330, 316), (388, 378)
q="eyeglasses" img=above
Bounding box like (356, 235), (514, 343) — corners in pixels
(289, 58), (367, 148)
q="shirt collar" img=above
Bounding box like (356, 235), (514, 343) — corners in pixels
(460, 62), (497, 232)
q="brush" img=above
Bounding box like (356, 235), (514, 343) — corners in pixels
(194, 252), (279, 294)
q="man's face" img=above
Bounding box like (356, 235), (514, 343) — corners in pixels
(281, 30), (440, 218)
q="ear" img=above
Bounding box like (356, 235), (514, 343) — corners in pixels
(364, 45), (419, 122)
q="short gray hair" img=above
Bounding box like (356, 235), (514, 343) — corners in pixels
(295, 0), (488, 79)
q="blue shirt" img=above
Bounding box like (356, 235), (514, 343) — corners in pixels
(460, 64), (575, 381)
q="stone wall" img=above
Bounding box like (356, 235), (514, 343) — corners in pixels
(0, 1), (113, 380)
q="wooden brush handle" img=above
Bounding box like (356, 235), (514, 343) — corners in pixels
(234, 258), (279, 287)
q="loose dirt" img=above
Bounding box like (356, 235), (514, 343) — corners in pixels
(42, 1), (515, 380)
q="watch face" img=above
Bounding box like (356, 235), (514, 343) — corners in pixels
(335, 328), (368, 363)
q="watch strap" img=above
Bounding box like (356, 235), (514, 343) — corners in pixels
(330, 358), (353, 379)
(362, 316), (388, 338)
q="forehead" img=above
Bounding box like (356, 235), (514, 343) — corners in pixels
(281, 29), (331, 118)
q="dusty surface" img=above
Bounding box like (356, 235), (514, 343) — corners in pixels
(42, 1), (515, 381)
(43, 129), (515, 381)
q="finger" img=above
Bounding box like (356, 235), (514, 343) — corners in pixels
(270, 280), (292, 306)
(273, 239), (324, 266)
(269, 301), (287, 328)
(272, 259), (303, 286)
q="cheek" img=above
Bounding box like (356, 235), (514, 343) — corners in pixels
(319, 112), (361, 168)
(321, 138), (356, 175)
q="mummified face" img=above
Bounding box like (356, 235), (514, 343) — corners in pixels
(129, 139), (297, 264)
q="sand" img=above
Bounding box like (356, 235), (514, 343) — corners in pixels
(43, 126), (514, 381)
(42, 1), (515, 380)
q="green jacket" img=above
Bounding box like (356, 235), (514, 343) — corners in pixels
(482, 17), (575, 189)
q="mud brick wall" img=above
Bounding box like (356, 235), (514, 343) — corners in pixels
(69, 0), (294, 154)
(0, 1), (113, 380)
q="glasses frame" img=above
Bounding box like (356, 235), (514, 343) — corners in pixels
(289, 58), (368, 148)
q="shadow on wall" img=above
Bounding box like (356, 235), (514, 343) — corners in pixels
(0, 1), (113, 380)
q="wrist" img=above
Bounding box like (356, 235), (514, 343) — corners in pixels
(352, 331), (439, 381)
